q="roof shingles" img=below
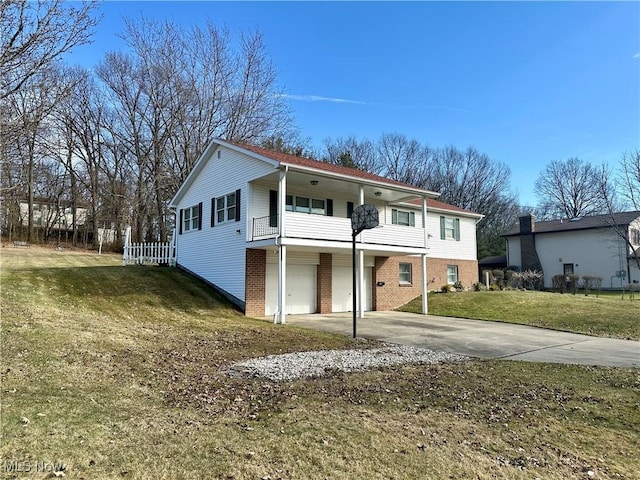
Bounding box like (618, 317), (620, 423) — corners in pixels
(229, 141), (480, 217)
(503, 212), (640, 236)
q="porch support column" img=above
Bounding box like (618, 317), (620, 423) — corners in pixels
(277, 168), (288, 324)
(421, 195), (428, 315)
(358, 185), (365, 318)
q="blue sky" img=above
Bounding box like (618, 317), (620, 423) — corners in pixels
(70, 1), (640, 206)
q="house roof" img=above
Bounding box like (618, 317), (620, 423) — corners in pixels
(405, 197), (483, 218)
(170, 138), (442, 207)
(478, 255), (507, 265)
(228, 140), (439, 193)
(503, 211), (640, 237)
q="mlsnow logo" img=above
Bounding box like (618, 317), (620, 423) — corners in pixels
(3, 459), (66, 474)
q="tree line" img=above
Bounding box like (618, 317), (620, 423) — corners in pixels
(2, 1), (638, 260)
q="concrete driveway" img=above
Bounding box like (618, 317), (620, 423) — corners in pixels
(285, 311), (640, 368)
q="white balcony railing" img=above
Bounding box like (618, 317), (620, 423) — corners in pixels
(251, 212), (426, 249)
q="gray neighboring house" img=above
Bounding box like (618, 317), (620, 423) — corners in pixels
(503, 213), (640, 289)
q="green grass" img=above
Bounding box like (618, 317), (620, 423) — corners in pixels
(2, 247), (639, 479)
(400, 290), (640, 340)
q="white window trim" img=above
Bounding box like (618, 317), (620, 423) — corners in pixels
(399, 262), (413, 285)
(447, 265), (458, 285)
(183, 205), (200, 232)
(215, 192), (237, 224)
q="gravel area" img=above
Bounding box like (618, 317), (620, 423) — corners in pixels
(225, 345), (469, 381)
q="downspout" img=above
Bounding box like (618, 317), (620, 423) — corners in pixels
(421, 196), (428, 314)
(358, 185), (365, 319)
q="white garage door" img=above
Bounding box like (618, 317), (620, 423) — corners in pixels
(332, 266), (372, 312)
(265, 263), (317, 315)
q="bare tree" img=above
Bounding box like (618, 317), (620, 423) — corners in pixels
(95, 17), (293, 242)
(421, 146), (517, 258)
(376, 133), (431, 185)
(618, 150), (640, 211)
(0, 0), (99, 100)
(322, 136), (378, 172)
(535, 157), (611, 219)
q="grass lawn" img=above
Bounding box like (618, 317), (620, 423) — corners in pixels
(1, 247), (639, 479)
(400, 290), (640, 340)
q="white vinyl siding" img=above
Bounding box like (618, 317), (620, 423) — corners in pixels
(508, 223), (640, 288)
(427, 213), (477, 261)
(535, 229), (632, 289)
(176, 146), (274, 302)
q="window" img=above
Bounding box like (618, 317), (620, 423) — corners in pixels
(311, 198), (325, 215)
(182, 204), (201, 232)
(214, 190), (240, 225)
(440, 216), (460, 241)
(632, 228), (640, 246)
(399, 262), (412, 285)
(392, 209), (415, 226)
(295, 196), (310, 213)
(286, 195), (329, 215)
(447, 265), (458, 285)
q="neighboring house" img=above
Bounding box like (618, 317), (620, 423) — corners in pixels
(503, 213), (640, 289)
(18, 199), (87, 231)
(169, 139), (482, 322)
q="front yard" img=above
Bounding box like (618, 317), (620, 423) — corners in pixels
(1, 247), (638, 479)
(401, 290), (640, 340)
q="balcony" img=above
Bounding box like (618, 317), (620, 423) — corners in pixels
(251, 212), (426, 249)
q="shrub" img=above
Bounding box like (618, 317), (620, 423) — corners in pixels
(509, 270), (543, 290)
(552, 274), (565, 293)
(581, 275), (603, 297)
(453, 281), (464, 291)
(472, 282), (487, 291)
(441, 284), (451, 293)
(492, 269), (505, 289)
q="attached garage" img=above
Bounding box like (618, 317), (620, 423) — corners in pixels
(332, 255), (373, 312)
(265, 251), (318, 315)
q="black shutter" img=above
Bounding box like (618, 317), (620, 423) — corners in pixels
(198, 202), (203, 230)
(235, 189), (241, 221)
(269, 190), (278, 227)
(347, 201), (354, 218)
(179, 209), (183, 234)
(211, 198), (215, 227)
(326, 199), (333, 216)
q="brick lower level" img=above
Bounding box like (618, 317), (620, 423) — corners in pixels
(244, 249), (478, 316)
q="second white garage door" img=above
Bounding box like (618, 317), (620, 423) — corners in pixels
(265, 263), (317, 315)
(332, 266), (372, 312)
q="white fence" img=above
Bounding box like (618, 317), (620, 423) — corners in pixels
(123, 242), (176, 266)
(122, 226), (176, 266)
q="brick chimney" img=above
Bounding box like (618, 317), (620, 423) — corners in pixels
(519, 214), (542, 273)
(519, 214), (535, 234)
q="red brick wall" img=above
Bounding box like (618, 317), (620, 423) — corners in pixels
(427, 257), (478, 291)
(245, 249), (266, 316)
(317, 253), (332, 313)
(374, 256), (478, 311)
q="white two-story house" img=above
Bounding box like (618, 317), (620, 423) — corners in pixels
(169, 139), (482, 323)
